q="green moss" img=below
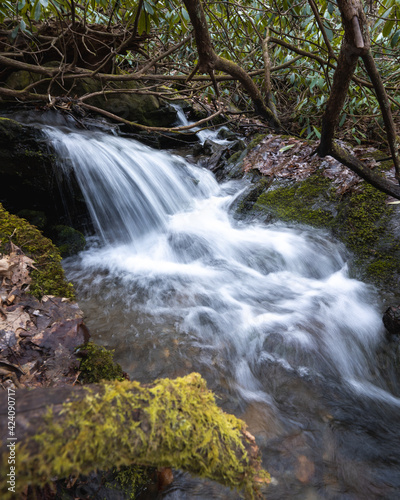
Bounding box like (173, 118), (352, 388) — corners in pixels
(75, 342), (154, 498)
(227, 150), (244, 165)
(366, 257), (398, 280)
(247, 133), (268, 151)
(52, 224), (86, 257)
(1, 374), (269, 499)
(0, 203), (75, 299)
(106, 465), (155, 499)
(76, 341), (125, 383)
(255, 174), (335, 227)
(369, 150), (395, 172)
(340, 184), (389, 252)
(338, 184), (399, 285)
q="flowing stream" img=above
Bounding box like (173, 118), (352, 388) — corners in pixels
(42, 122), (400, 499)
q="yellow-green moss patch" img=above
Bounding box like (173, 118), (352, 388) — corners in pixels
(0, 203), (74, 299)
(1, 374), (269, 499)
(255, 174), (335, 227)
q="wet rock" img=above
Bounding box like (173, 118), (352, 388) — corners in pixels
(195, 138), (247, 180)
(51, 225), (86, 257)
(0, 289), (88, 387)
(0, 115), (90, 231)
(383, 305), (400, 338)
(217, 127), (238, 140)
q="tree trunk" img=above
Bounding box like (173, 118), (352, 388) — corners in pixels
(0, 374), (269, 499)
(181, 0), (281, 130)
(317, 0), (400, 198)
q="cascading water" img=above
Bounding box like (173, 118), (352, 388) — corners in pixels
(43, 123), (400, 499)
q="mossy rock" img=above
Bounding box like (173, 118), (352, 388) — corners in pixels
(0, 374), (268, 499)
(0, 203), (75, 299)
(235, 169), (400, 293)
(51, 225), (86, 257)
(3, 70), (42, 92)
(254, 174), (336, 227)
(3, 71), (177, 127)
(75, 341), (125, 384)
(84, 79), (175, 127)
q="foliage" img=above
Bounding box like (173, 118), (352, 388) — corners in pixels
(0, 0), (398, 146)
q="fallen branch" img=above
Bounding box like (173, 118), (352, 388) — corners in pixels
(0, 373), (269, 499)
(79, 102), (223, 132)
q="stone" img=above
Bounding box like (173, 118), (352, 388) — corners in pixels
(383, 306), (400, 338)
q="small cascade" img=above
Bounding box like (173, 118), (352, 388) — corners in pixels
(44, 127), (218, 245)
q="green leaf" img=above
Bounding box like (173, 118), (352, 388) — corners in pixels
(312, 126), (321, 139)
(11, 25), (19, 40)
(325, 27), (333, 42)
(34, 3), (42, 20)
(279, 144), (295, 153)
(391, 30), (400, 47)
(181, 8), (190, 22)
(143, 1), (154, 15)
(137, 11), (150, 34)
(383, 18), (395, 38)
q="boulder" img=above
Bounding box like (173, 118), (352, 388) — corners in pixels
(3, 70), (177, 127)
(0, 115), (90, 232)
(226, 133), (400, 296)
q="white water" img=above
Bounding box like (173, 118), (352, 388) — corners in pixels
(43, 125), (391, 405)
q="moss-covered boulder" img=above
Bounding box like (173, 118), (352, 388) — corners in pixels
(0, 203), (74, 299)
(75, 341), (125, 384)
(51, 224), (86, 257)
(229, 134), (400, 295)
(3, 70), (177, 127)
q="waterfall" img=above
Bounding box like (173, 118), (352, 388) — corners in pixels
(44, 127), (218, 246)
(43, 123), (400, 499)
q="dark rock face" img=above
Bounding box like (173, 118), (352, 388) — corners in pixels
(383, 306), (400, 338)
(0, 116), (91, 232)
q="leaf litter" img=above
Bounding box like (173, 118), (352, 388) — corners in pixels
(243, 134), (392, 196)
(0, 243), (88, 389)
